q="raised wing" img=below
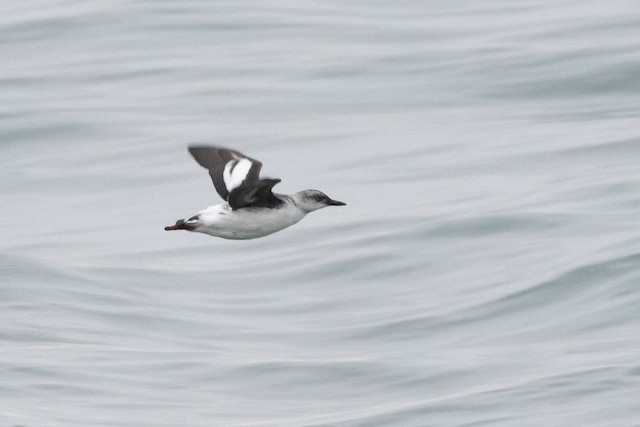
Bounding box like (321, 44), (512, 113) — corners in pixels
(188, 145), (262, 201)
(188, 145), (283, 210)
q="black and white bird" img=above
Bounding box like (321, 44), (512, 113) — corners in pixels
(165, 145), (346, 239)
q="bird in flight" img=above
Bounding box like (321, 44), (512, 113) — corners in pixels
(165, 145), (346, 239)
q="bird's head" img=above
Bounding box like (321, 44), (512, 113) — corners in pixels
(294, 189), (346, 213)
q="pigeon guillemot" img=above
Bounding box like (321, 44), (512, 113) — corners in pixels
(165, 145), (346, 239)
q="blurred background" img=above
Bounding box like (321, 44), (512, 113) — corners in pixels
(1, 1), (639, 425)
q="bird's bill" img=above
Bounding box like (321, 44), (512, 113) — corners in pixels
(328, 199), (346, 206)
(164, 219), (195, 231)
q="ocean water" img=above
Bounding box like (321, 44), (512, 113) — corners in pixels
(1, 1), (639, 425)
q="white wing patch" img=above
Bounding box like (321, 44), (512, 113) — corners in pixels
(223, 157), (253, 192)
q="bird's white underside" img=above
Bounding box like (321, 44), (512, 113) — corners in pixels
(195, 200), (306, 239)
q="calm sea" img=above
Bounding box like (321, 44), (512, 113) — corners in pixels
(1, 1), (639, 426)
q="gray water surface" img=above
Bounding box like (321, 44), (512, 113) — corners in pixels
(1, 1), (640, 426)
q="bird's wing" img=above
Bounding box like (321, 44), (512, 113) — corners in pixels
(228, 179), (283, 210)
(188, 145), (263, 201)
